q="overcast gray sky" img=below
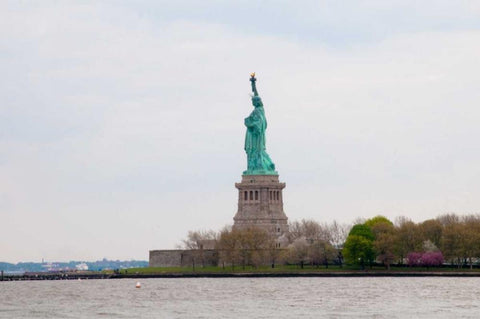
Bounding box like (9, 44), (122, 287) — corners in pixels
(2, 1), (480, 263)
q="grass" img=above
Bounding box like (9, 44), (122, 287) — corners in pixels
(115, 264), (350, 275)
(114, 264), (480, 275)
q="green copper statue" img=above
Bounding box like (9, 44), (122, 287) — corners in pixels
(243, 73), (277, 175)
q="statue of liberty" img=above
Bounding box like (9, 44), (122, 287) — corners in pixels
(243, 73), (277, 175)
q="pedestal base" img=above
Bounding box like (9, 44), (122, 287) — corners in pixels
(233, 175), (288, 237)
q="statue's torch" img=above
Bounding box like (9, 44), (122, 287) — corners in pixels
(250, 72), (258, 96)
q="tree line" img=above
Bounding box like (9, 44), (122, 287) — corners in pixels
(181, 213), (480, 270)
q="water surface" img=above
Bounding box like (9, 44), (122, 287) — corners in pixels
(1, 277), (479, 318)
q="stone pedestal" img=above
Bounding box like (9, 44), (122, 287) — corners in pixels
(233, 175), (288, 237)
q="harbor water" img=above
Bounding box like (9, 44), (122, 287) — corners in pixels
(1, 277), (479, 318)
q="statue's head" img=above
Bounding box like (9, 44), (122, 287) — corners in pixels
(251, 96), (263, 108)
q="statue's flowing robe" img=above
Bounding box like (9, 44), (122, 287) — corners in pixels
(244, 106), (275, 172)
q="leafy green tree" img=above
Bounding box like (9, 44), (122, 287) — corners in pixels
(343, 235), (375, 269)
(348, 224), (375, 241)
(343, 224), (375, 268)
(364, 216), (397, 269)
(365, 215), (393, 228)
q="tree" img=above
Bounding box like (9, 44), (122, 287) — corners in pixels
(287, 220), (304, 242)
(328, 220), (350, 267)
(217, 227), (240, 270)
(343, 224), (375, 268)
(439, 217), (463, 267)
(267, 238), (284, 268)
(422, 239), (439, 252)
(395, 217), (421, 264)
(421, 251), (444, 268)
(181, 229), (218, 269)
(437, 213), (480, 268)
(218, 226), (273, 270)
(329, 220), (350, 249)
(348, 224), (375, 241)
(343, 235), (375, 269)
(287, 219), (331, 244)
(286, 237), (309, 268)
(407, 252), (422, 267)
(365, 215), (393, 228)
(419, 219), (443, 248)
(310, 239), (336, 268)
(182, 230), (217, 249)
(407, 251), (444, 269)
(286, 219), (338, 267)
(462, 215), (480, 269)
(371, 222), (397, 270)
(365, 216), (397, 269)
(239, 227), (272, 268)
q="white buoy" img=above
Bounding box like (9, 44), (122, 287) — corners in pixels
(135, 282), (141, 288)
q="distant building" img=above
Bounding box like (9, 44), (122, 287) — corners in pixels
(75, 263), (88, 271)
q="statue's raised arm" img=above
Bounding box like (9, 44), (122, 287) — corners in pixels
(250, 72), (258, 96)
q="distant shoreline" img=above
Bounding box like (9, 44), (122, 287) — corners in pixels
(4, 271), (480, 281)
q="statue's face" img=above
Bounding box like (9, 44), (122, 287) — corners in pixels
(252, 97), (263, 107)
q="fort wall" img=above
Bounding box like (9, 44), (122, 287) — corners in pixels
(149, 249), (218, 268)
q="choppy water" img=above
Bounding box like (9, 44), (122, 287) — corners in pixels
(1, 277), (479, 318)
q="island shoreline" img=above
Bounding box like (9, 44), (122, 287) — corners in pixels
(4, 271), (480, 281)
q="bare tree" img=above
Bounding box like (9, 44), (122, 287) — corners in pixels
(287, 237), (309, 269)
(181, 229), (218, 269)
(329, 220), (351, 249)
(287, 219), (345, 267)
(218, 226), (274, 270)
(394, 216), (421, 264)
(218, 227), (240, 270)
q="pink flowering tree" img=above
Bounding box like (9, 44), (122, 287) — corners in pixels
(407, 251), (444, 268)
(407, 252), (423, 267)
(421, 251), (444, 268)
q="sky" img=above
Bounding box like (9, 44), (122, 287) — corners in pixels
(2, 1), (480, 263)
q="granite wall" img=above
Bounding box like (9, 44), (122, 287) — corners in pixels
(149, 249), (218, 267)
